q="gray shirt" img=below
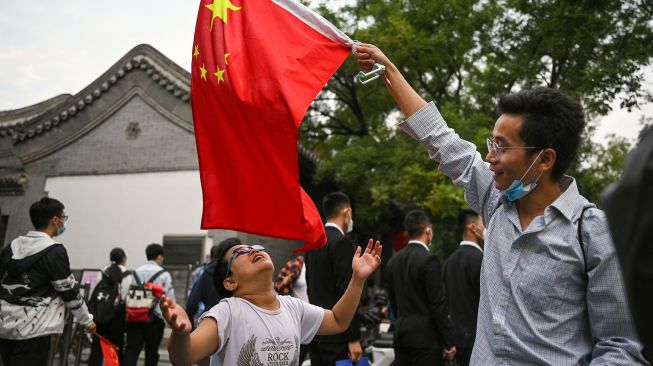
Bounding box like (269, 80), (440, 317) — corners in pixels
(400, 102), (647, 365)
(200, 295), (324, 366)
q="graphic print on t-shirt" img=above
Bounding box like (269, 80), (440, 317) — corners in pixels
(237, 334), (300, 366)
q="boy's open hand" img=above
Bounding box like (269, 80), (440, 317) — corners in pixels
(160, 295), (192, 334)
(352, 239), (382, 280)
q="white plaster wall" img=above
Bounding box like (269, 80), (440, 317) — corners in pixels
(44, 171), (207, 270)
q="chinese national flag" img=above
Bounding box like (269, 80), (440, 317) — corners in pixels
(191, 0), (352, 251)
(100, 336), (120, 366)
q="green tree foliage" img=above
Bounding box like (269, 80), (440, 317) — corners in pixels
(300, 0), (653, 257)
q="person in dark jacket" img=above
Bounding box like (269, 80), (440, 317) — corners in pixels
(443, 209), (485, 366)
(305, 192), (363, 365)
(185, 237), (241, 321)
(385, 209), (456, 366)
(603, 126), (653, 361)
(89, 247), (131, 366)
(0, 197), (96, 365)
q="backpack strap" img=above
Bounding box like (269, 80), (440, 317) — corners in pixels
(133, 272), (141, 285)
(133, 269), (166, 285)
(147, 269), (167, 284)
(578, 206), (592, 275)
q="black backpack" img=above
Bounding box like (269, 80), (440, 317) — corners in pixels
(88, 264), (131, 324)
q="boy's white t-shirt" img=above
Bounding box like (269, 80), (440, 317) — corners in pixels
(199, 295), (324, 366)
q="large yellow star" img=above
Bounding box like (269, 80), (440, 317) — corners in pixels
(205, 0), (241, 31)
(193, 44), (200, 60)
(200, 64), (207, 80)
(214, 66), (225, 83)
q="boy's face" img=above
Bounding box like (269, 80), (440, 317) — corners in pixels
(224, 244), (274, 281)
(486, 114), (542, 190)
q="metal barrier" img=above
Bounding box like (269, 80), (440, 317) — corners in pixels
(46, 265), (194, 365)
(48, 283), (92, 366)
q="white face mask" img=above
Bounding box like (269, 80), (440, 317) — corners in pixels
(346, 215), (354, 233)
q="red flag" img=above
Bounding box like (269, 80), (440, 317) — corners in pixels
(100, 336), (120, 366)
(191, 0), (352, 251)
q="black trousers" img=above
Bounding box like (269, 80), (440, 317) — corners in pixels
(309, 341), (349, 366)
(455, 346), (472, 366)
(392, 346), (444, 366)
(88, 320), (126, 366)
(123, 317), (165, 366)
(0, 335), (51, 366)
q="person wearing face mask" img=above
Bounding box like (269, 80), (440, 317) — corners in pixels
(385, 209), (456, 365)
(305, 192), (363, 366)
(355, 43), (647, 365)
(442, 209), (485, 366)
(0, 197), (96, 365)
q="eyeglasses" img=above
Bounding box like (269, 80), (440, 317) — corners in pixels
(225, 245), (266, 277)
(59, 215), (69, 222)
(486, 139), (538, 160)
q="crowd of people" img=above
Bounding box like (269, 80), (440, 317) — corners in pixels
(0, 41), (651, 366)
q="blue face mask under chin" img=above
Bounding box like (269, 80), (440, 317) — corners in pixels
(502, 151), (544, 202)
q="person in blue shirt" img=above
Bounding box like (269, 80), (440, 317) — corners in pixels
(354, 43), (647, 365)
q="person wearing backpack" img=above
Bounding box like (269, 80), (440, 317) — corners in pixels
(124, 243), (174, 366)
(0, 197), (96, 365)
(88, 247), (132, 366)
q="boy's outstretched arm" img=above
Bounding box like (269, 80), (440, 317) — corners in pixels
(318, 239), (382, 335)
(160, 295), (219, 366)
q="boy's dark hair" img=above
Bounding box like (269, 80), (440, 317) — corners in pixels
(213, 238), (244, 299)
(107, 247), (127, 282)
(323, 192), (350, 219)
(110, 247), (126, 263)
(29, 197), (64, 230)
(210, 237), (241, 260)
(497, 87), (585, 180)
(403, 209), (431, 238)
(457, 209), (480, 237)
(145, 243), (164, 260)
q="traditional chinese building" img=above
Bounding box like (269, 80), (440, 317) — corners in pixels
(0, 44), (328, 282)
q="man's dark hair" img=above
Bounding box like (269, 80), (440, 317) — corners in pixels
(145, 243), (164, 260)
(457, 209), (480, 237)
(110, 247), (126, 263)
(211, 237), (241, 260)
(213, 239), (244, 299)
(497, 87), (585, 179)
(322, 192), (351, 219)
(403, 209), (431, 238)
(29, 197), (64, 230)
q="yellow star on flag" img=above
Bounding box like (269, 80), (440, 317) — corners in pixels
(200, 64), (208, 80)
(224, 53), (230, 65)
(205, 0), (241, 31)
(214, 66), (226, 83)
(193, 44), (200, 60)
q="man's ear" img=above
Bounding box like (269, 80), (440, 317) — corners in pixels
(223, 277), (238, 292)
(539, 148), (556, 172)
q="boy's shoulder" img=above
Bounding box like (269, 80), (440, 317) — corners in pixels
(218, 295), (312, 316)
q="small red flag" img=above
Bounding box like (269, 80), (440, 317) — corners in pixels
(100, 336), (120, 366)
(191, 0), (352, 251)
